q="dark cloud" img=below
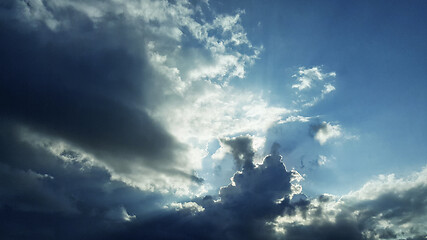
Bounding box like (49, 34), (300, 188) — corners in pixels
(104, 137), (299, 240)
(0, 1), (193, 179)
(265, 120), (324, 171)
(0, 122), (166, 239)
(1, 113), (426, 239)
(221, 136), (255, 170)
(278, 172), (427, 240)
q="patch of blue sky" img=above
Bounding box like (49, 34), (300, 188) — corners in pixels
(202, 0), (427, 196)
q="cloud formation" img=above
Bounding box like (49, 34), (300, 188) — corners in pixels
(292, 66), (336, 91)
(1, 1), (424, 240)
(0, 0), (289, 194)
(290, 66), (337, 108)
(0, 122), (165, 239)
(104, 137), (304, 240)
(311, 121), (342, 145)
(273, 167), (427, 240)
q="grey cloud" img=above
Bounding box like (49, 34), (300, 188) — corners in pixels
(309, 122), (326, 137)
(2, 110), (426, 239)
(0, 123), (166, 239)
(277, 170), (427, 240)
(309, 121), (341, 145)
(221, 136), (255, 170)
(0, 0), (194, 181)
(106, 138), (298, 240)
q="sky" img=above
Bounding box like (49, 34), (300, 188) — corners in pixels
(0, 0), (426, 239)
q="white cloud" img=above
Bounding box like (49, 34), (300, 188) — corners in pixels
(292, 66), (336, 91)
(313, 122), (342, 145)
(106, 206), (136, 222)
(322, 83), (336, 94)
(345, 166), (427, 202)
(273, 166), (427, 239)
(167, 201), (205, 214)
(290, 66), (336, 108)
(278, 115), (311, 124)
(317, 155), (328, 166)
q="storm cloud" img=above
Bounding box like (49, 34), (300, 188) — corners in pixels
(0, 121), (165, 239)
(0, 0), (197, 187)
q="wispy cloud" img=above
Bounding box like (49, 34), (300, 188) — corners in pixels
(292, 66), (336, 91)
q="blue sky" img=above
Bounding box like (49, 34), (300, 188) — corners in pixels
(1, 0), (426, 239)
(203, 0), (427, 196)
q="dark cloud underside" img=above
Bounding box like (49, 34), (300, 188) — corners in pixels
(0, 3), (186, 175)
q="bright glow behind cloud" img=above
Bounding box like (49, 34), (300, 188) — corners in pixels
(10, 0), (290, 194)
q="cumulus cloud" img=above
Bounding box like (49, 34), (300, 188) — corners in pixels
(1, 112), (425, 239)
(273, 166), (427, 240)
(0, 1), (299, 238)
(103, 139), (303, 240)
(311, 121), (342, 145)
(322, 83), (336, 94)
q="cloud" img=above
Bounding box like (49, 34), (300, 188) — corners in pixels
(106, 206), (137, 222)
(218, 136), (256, 170)
(0, 0), (204, 192)
(292, 66), (336, 91)
(278, 115), (312, 124)
(0, 0), (289, 194)
(0, 122), (166, 239)
(311, 121), (342, 145)
(290, 66), (336, 108)
(103, 140), (304, 240)
(273, 166), (427, 240)
(315, 155), (328, 166)
(1, 1), (422, 240)
(167, 202), (205, 215)
(2, 111), (425, 239)
(322, 83), (336, 94)
(0, 1), (297, 237)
